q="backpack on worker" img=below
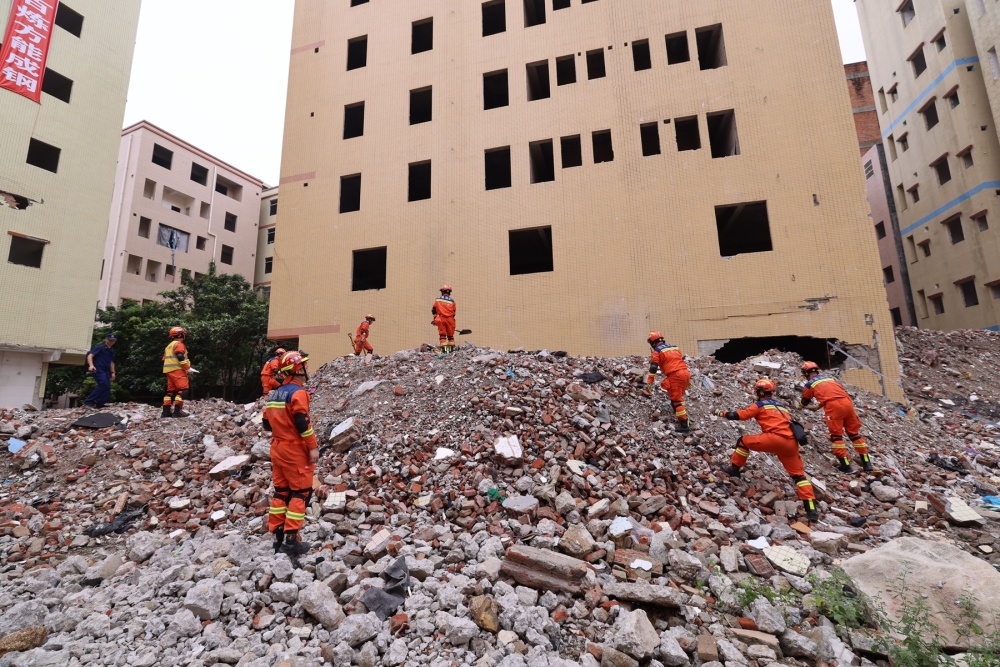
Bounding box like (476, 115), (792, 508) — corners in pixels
(790, 419), (809, 446)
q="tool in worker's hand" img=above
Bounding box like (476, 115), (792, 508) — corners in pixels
(348, 333), (355, 349)
(188, 368), (200, 374)
(458, 329), (472, 335)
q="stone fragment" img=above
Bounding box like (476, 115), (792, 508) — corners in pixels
(495, 435), (523, 460)
(808, 531), (847, 556)
(744, 553), (777, 577)
(841, 537), (1000, 649)
(780, 629), (819, 658)
(469, 595), (500, 633)
(730, 629), (780, 649)
(748, 597), (786, 634)
(879, 519), (903, 539)
(353, 380), (382, 396)
(667, 549), (702, 580)
(502, 495), (538, 519)
(696, 633), (719, 662)
(125, 531), (159, 563)
(0, 626), (47, 658)
(500, 545), (595, 594)
(601, 645), (639, 667)
(300, 581), (346, 630)
(869, 483), (900, 503)
(560, 523), (597, 558)
(602, 582), (686, 608)
(184, 578), (224, 620)
(657, 633), (690, 666)
(208, 454), (250, 479)
(608, 609), (660, 660)
(331, 613), (381, 648)
(329, 417), (361, 453)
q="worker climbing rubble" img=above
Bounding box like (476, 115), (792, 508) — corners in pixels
(716, 377), (819, 521)
(354, 314), (375, 356)
(431, 284), (456, 355)
(799, 360), (873, 473)
(259, 347), (286, 396)
(263, 350), (318, 557)
(643, 331), (692, 433)
(161, 326), (191, 418)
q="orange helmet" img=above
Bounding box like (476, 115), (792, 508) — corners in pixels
(273, 347), (286, 358)
(279, 350), (309, 375)
(169, 326), (187, 339)
(647, 331), (664, 345)
(801, 361), (820, 375)
(365, 314), (376, 321)
(440, 284), (452, 293)
(754, 378), (776, 395)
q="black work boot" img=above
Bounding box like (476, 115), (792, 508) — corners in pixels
(281, 530), (311, 557)
(836, 457), (854, 473)
(675, 417), (691, 434)
(719, 464), (742, 478)
(272, 527), (285, 554)
(161, 405), (172, 418)
(172, 404), (190, 418)
(860, 454), (874, 472)
(804, 500), (820, 522)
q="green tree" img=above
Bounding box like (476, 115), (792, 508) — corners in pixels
(90, 264), (286, 402)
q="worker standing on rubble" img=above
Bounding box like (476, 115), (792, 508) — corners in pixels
(431, 285), (457, 354)
(161, 326), (191, 418)
(263, 350), (318, 556)
(716, 378), (819, 521)
(799, 361), (872, 473)
(644, 332), (692, 433)
(83, 333), (117, 409)
(260, 347), (286, 396)
(354, 314), (376, 356)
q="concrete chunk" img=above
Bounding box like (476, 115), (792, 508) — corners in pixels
(500, 544), (595, 594)
(328, 416), (361, 453)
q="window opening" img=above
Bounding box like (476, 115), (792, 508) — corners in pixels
(695, 24), (726, 70)
(26, 138), (60, 173)
(509, 226), (554, 275)
(707, 109), (739, 158)
(715, 201), (773, 257)
(340, 174), (362, 212)
(220, 245), (234, 265)
(526, 61), (550, 101)
(156, 224), (190, 252)
(224, 212), (237, 232)
(483, 70), (509, 109)
(523, 0), (545, 27)
(54, 3), (83, 37)
(529, 140), (555, 183)
(347, 36), (368, 70)
(8, 234), (46, 268)
(586, 49), (606, 79)
(890, 308), (903, 326)
(267, 228), (275, 244)
(264, 257), (273, 274)
(152, 144), (173, 169)
(665, 32), (690, 64)
(959, 280), (979, 307)
(640, 123), (661, 156)
(921, 99), (938, 129)
(929, 293), (944, 315)
(972, 211), (989, 231)
(269, 199), (278, 216)
(352, 247), (387, 291)
(410, 88), (432, 124)
(945, 215), (965, 244)
(483, 0), (506, 36)
(561, 135), (582, 168)
(875, 222), (886, 239)
(553, 0), (570, 9)
(41, 68), (72, 103)
(408, 161), (432, 201)
(412, 18), (433, 54)
(344, 101), (365, 138)
(900, 0), (915, 26)
(883, 266), (895, 284)
(632, 39), (652, 71)
(190, 162), (208, 185)
(909, 46), (927, 78)
(556, 55), (576, 85)
(932, 156), (951, 185)
(592, 130), (614, 163)
(675, 116), (701, 151)
(138, 217), (151, 239)
(485, 147), (512, 190)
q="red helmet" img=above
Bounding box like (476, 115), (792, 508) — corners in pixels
(169, 326), (187, 339)
(440, 284), (452, 293)
(801, 361), (820, 375)
(754, 378), (776, 395)
(274, 347), (287, 358)
(647, 331), (664, 345)
(365, 314), (376, 321)
(279, 350), (309, 375)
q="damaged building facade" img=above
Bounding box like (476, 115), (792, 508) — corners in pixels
(254, 185), (278, 299)
(98, 121), (264, 308)
(0, 0), (140, 407)
(857, 0), (1000, 332)
(270, 1), (902, 400)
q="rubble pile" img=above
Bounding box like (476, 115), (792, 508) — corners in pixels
(1, 329), (1000, 667)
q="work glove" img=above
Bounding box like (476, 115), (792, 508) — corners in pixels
(715, 410), (729, 418)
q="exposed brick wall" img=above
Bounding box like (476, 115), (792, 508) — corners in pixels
(845, 62), (881, 154)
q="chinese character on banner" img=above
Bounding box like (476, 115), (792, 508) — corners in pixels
(0, 0), (58, 103)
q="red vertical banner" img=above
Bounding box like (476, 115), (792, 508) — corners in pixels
(0, 0), (59, 103)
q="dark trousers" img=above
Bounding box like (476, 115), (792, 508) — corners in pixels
(85, 370), (111, 407)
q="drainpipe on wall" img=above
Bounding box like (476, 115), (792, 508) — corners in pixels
(104, 133), (135, 308)
(207, 164), (219, 265)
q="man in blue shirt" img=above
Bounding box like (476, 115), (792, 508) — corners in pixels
(83, 334), (117, 409)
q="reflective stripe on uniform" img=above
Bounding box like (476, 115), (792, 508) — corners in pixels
(285, 511), (306, 521)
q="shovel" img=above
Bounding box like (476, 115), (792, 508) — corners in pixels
(458, 329), (472, 335)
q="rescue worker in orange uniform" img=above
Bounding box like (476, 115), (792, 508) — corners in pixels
(431, 285), (457, 353)
(644, 332), (692, 433)
(260, 347), (286, 396)
(716, 378), (819, 521)
(263, 351), (319, 556)
(162, 326), (191, 418)
(799, 361), (872, 473)
(354, 314), (376, 356)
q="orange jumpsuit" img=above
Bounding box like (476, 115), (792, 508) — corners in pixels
(801, 375), (868, 460)
(260, 357), (281, 395)
(647, 342), (691, 422)
(726, 399), (816, 504)
(432, 295), (457, 349)
(264, 381), (318, 534)
(354, 320), (373, 355)
(162, 340), (190, 411)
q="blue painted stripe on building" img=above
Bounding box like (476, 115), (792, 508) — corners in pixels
(882, 57), (979, 138)
(899, 181), (1000, 236)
